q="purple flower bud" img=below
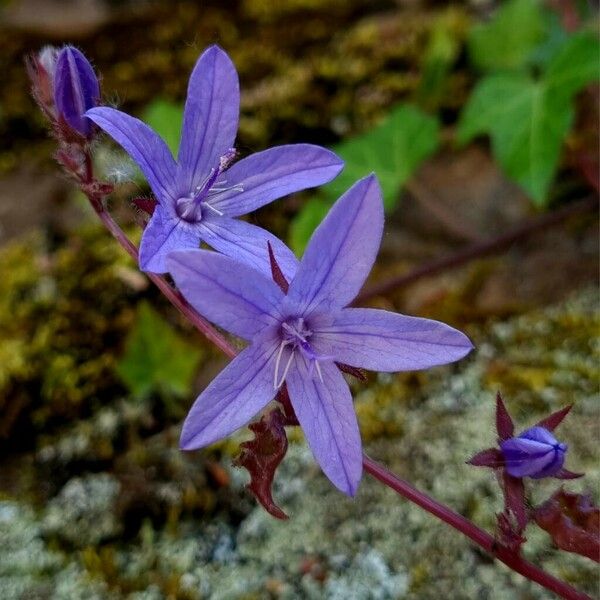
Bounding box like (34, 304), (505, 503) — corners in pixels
(53, 46), (100, 137)
(500, 426), (567, 479)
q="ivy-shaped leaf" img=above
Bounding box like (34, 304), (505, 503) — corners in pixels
(290, 104), (440, 254)
(458, 32), (599, 205)
(117, 302), (202, 397)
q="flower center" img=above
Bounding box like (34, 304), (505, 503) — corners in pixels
(273, 317), (332, 389)
(175, 148), (243, 223)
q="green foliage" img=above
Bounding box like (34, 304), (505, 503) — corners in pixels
(117, 302), (202, 398)
(290, 104), (440, 255)
(468, 0), (546, 72)
(140, 99), (184, 157)
(459, 30), (600, 205)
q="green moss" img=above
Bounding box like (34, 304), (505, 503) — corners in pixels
(0, 227), (137, 442)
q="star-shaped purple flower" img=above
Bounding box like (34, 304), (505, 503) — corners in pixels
(85, 45), (343, 277)
(167, 175), (474, 495)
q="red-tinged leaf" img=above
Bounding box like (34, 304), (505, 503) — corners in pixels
(496, 392), (514, 441)
(496, 509), (527, 553)
(536, 404), (573, 432)
(336, 362), (367, 382)
(276, 385), (299, 426)
(553, 468), (585, 480)
(534, 488), (600, 562)
(502, 471), (528, 531)
(233, 408), (289, 520)
(132, 197), (157, 216)
(467, 448), (504, 468)
(267, 241), (289, 293)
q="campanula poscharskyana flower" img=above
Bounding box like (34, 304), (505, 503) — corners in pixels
(167, 174), (474, 495)
(86, 45), (343, 276)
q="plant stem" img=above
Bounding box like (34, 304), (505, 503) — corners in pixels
(356, 196), (598, 303)
(78, 158), (590, 600)
(362, 455), (591, 600)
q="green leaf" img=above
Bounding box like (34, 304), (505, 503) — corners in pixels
(117, 302), (202, 397)
(545, 31), (600, 103)
(468, 0), (545, 72)
(458, 73), (573, 205)
(140, 99), (184, 156)
(322, 104), (440, 211)
(289, 196), (331, 256)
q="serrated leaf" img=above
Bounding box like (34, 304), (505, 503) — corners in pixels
(458, 73), (573, 205)
(140, 99), (183, 156)
(322, 104), (440, 211)
(468, 0), (546, 72)
(289, 196), (331, 256)
(117, 301), (202, 397)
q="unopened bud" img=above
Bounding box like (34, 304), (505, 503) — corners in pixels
(54, 46), (100, 138)
(500, 426), (567, 479)
(27, 46), (60, 116)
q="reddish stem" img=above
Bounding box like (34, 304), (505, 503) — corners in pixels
(362, 455), (591, 600)
(75, 149), (589, 600)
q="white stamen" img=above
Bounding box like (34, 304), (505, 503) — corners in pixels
(314, 360), (324, 383)
(273, 340), (289, 389)
(273, 341), (294, 390)
(203, 202), (224, 216)
(209, 184), (244, 194)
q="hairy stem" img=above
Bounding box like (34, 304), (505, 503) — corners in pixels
(76, 151), (590, 600)
(356, 196), (598, 303)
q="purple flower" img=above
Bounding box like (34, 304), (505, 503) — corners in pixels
(501, 426), (568, 479)
(54, 46), (100, 137)
(167, 175), (473, 495)
(85, 45), (343, 277)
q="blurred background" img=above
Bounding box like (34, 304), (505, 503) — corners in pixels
(0, 0), (598, 598)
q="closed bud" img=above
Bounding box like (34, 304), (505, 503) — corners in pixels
(500, 426), (567, 479)
(27, 46), (60, 116)
(53, 46), (100, 138)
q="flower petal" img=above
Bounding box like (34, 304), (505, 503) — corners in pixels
(180, 332), (278, 449)
(315, 308), (473, 372)
(210, 144), (344, 217)
(519, 426), (559, 446)
(177, 45), (239, 193)
(167, 249), (285, 341)
(86, 107), (176, 203)
(286, 175), (383, 315)
(199, 215), (299, 280)
(139, 206), (200, 273)
(500, 437), (557, 478)
(285, 355), (362, 495)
